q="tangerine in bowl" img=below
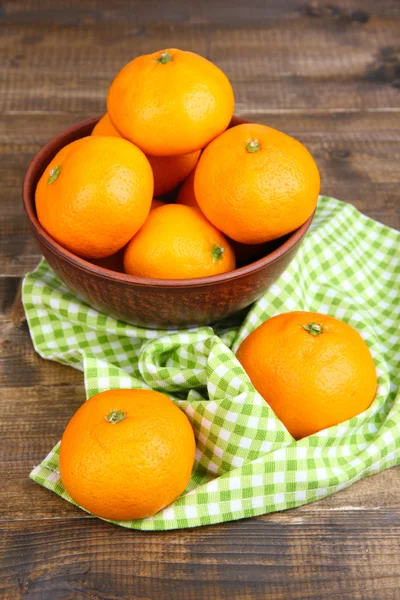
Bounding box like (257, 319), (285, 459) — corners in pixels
(23, 116), (315, 329)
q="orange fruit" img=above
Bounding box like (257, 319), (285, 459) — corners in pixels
(107, 48), (235, 156)
(236, 312), (377, 440)
(177, 170), (198, 208)
(124, 204), (236, 279)
(35, 136), (153, 259)
(91, 113), (121, 137)
(92, 113), (201, 196)
(195, 123), (320, 244)
(60, 389), (196, 521)
(177, 176), (270, 266)
(147, 151), (201, 196)
(151, 198), (164, 210)
(175, 178), (267, 266)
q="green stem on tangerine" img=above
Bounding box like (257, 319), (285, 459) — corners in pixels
(245, 139), (260, 153)
(211, 244), (225, 264)
(157, 50), (173, 64)
(47, 165), (62, 185)
(302, 322), (324, 336)
(105, 409), (127, 424)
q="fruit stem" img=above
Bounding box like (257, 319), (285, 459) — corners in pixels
(211, 244), (225, 264)
(47, 165), (62, 185)
(302, 322), (324, 336)
(245, 139), (260, 153)
(157, 50), (173, 64)
(105, 409), (127, 424)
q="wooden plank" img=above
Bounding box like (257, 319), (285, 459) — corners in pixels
(1, 14), (400, 114)
(0, 319), (82, 389)
(3, 108), (400, 140)
(2, 450), (400, 522)
(1, 110), (399, 277)
(1, 510), (400, 600)
(2, 0), (400, 25)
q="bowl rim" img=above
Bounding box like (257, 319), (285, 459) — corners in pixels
(23, 115), (315, 289)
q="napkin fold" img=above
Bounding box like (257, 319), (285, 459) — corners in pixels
(24, 196), (400, 530)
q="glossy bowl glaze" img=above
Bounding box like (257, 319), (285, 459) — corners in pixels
(23, 116), (314, 329)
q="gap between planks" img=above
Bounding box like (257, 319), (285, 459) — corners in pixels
(2, 108), (400, 117)
(0, 505), (389, 523)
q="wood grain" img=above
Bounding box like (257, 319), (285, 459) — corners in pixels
(1, 510), (400, 600)
(1, 6), (400, 114)
(1, 0), (400, 598)
(3, 0), (400, 23)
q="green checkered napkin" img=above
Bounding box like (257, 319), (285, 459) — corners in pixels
(24, 196), (400, 530)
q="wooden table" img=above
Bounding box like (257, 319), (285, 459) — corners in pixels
(1, 1), (399, 598)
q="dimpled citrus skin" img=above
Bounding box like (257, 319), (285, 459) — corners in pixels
(175, 176), (267, 265)
(107, 48), (235, 156)
(195, 123), (320, 244)
(91, 113), (121, 137)
(35, 136), (153, 259)
(236, 312), (377, 440)
(59, 389), (196, 521)
(177, 169), (198, 208)
(124, 204), (236, 280)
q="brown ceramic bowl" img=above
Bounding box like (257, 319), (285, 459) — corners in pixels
(23, 116), (314, 329)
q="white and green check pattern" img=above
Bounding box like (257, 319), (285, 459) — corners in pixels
(24, 196), (400, 530)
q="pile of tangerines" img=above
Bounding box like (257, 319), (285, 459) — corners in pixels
(36, 48), (320, 279)
(36, 49), (377, 522)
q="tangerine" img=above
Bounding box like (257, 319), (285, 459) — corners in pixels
(60, 389), (196, 520)
(195, 123), (320, 244)
(124, 204), (235, 279)
(36, 137), (153, 259)
(107, 48), (234, 156)
(236, 312), (377, 439)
